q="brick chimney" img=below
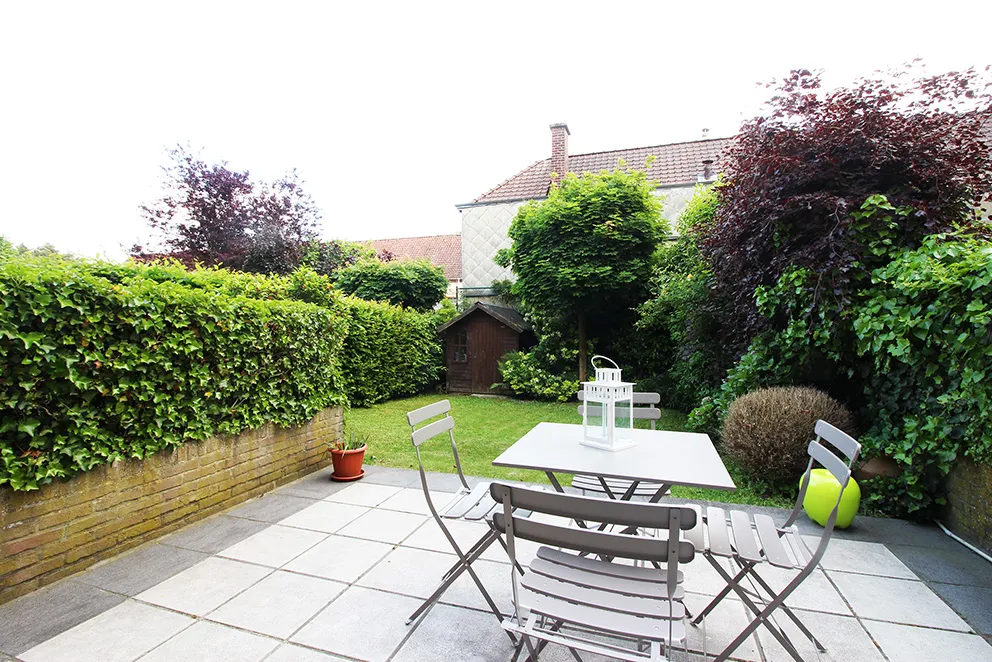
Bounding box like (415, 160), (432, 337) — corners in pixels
(550, 123), (570, 186)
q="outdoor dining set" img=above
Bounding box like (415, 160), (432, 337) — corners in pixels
(402, 358), (861, 662)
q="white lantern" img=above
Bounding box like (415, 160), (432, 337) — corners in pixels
(580, 355), (635, 452)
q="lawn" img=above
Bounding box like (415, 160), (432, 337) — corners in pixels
(345, 394), (791, 508)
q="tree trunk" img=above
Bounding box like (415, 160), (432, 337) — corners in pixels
(577, 312), (587, 382)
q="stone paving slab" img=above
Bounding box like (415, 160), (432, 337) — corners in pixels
(18, 600), (193, 662)
(75, 542), (209, 597)
(863, 619), (992, 661)
(0, 580), (125, 656)
(290, 586), (424, 662)
(135, 557), (272, 617)
(225, 494), (320, 524)
(929, 583), (992, 638)
(754, 608), (885, 662)
(206, 571), (346, 639)
(217, 525), (327, 568)
(278, 500), (369, 534)
(4, 466), (992, 662)
(158, 514), (270, 554)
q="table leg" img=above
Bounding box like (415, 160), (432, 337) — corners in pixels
(545, 471), (565, 493)
(546, 470), (594, 531)
(649, 483), (673, 503)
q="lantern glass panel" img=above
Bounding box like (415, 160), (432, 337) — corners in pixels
(580, 356), (637, 451)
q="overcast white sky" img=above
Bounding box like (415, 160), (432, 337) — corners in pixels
(1, 1), (990, 259)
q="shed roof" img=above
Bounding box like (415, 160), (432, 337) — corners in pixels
(437, 302), (531, 334)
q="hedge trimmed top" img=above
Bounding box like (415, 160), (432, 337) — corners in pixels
(0, 257), (443, 490)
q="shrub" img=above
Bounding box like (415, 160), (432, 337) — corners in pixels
(336, 258), (448, 311)
(633, 185), (731, 410)
(497, 351), (579, 403)
(686, 196), (966, 436)
(722, 387), (855, 489)
(340, 297), (443, 407)
(0, 257), (348, 491)
(853, 234), (992, 516)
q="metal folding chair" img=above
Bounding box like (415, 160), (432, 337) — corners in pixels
(692, 419), (861, 662)
(573, 391), (668, 500)
(491, 483), (697, 662)
(404, 399), (528, 629)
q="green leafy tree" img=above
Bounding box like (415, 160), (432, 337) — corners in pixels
(335, 258), (448, 311)
(495, 167), (666, 380)
(633, 184), (730, 410)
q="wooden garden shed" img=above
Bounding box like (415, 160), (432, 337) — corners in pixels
(438, 303), (533, 394)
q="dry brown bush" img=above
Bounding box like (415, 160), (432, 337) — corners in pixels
(722, 386), (855, 488)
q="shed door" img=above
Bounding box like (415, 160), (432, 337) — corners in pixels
(470, 317), (500, 394)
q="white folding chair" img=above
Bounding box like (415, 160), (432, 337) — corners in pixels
(573, 391), (668, 500)
(405, 400), (528, 630)
(692, 419), (861, 662)
(492, 483), (698, 662)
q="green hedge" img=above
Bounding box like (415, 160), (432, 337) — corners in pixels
(90, 261), (444, 407)
(341, 297), (443, 407)
(0, 258), (446, 489)
(0, 258), (349, 490)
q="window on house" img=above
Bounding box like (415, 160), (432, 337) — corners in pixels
(452, 330), (468, 363)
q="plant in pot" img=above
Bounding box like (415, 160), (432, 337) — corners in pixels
(326, 431), (369, 482)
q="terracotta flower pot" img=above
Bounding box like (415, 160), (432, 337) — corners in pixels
(853, 455), (904, 482)
(330, 445), (367, 482)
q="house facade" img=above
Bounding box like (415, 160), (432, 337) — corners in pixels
(456, 123), (730, 298)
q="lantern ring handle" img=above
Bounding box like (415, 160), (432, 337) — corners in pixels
(590, 355), (620, 370)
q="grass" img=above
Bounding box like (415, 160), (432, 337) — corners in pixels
(345, 394), (792, 508)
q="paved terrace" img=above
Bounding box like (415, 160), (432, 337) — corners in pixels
(1, 466), (990, 662)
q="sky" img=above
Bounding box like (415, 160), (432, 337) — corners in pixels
(1, 1), (990, 259)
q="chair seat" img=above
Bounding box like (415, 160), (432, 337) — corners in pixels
(515, 546), (686, 642)
(571, 475), (670, 499)
(439, 482), (497, 520)
(439, 482), (546, 522)
(703, 506), (811, 569)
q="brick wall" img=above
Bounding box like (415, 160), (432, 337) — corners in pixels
(0, 406), (343, 604)
(945, 458), (992, 554)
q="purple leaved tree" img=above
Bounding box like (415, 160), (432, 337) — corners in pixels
(133, 145), (321, 274)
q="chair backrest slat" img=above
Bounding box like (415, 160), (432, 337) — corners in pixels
(406, 399), (451, 426)
(814, 419), (859, 461)
(576, 404), (662, 422)
(808, 439), (851, 485)
(577, 391), (660, 405)
(489, 484), (696, 531)
(492, 514), (695, 563)
(412, 416), (454, 447)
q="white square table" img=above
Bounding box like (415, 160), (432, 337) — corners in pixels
(492, 422), (736, 502)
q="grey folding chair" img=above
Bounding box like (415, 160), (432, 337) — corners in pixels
(405, 399), (528, 630)
(573, 391), (668, 500)
(692, 419), (861, 662)
(491, 483), (697, 662)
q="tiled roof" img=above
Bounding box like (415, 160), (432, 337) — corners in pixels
(471, 136), (732, 204)
(367, 234), (462, 280)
